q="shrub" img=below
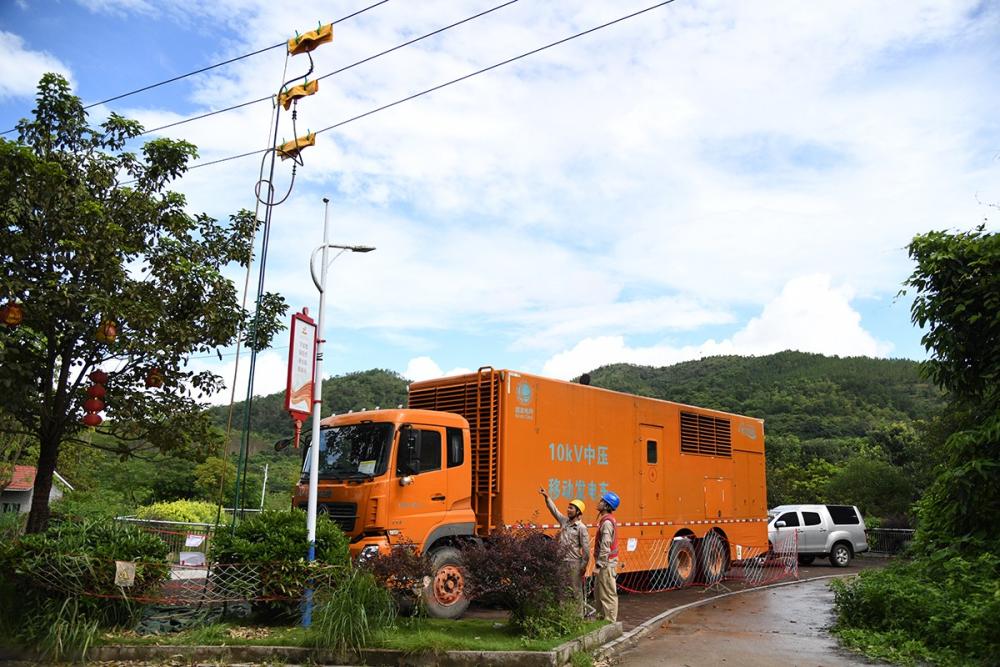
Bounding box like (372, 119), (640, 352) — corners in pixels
(51, 487), (131, 522)
(210, 509), (349, 618)
(460, 527), (576, 637)
(363, 542), (431, 613)
(135, 499), (220, 523)
(0, 519), (169, 660)
(832, 552), (1000, 665)
(305, 568), (396, 653)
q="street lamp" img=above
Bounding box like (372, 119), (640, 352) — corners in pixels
(303, 197), (374, 626)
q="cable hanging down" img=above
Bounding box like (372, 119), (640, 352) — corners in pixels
(0, 0), (389, 136)
(182, 0), (680, 174)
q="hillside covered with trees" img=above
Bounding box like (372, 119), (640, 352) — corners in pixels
(589, 352), (945, 520)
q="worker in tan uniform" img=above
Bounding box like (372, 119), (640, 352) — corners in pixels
(539, 487), (590, 615)
(593, 491), (621, 622)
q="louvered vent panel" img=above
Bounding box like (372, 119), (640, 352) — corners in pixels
(680, 411), (732, 458)
(408, 371), (501, 533)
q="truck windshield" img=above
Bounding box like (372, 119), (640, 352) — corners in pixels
(302, 422), (393, 480)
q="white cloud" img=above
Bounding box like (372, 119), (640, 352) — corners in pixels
(541, 275), (892, 379)
(186, 349), (288, 406)
(403, 356), (471, 382)
(0, 31), (73, 100)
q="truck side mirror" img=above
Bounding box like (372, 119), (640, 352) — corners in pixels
(775, 521), (786, 529)
(274, 437), (291, 452)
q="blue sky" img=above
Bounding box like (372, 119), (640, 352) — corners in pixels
(3, 1), (999, 403)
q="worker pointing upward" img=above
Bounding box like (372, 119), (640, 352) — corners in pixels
(539, 487), (590, 615)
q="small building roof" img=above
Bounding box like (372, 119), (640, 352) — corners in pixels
(2, 465), (73, 492)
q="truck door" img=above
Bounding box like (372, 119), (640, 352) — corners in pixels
(391, 424), (448, 543)
(638, 424), (665, 519)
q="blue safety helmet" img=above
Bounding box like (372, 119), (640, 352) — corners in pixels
(600, 491), (621, 511)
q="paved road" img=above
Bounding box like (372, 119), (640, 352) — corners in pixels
(618, 576), (883, 667)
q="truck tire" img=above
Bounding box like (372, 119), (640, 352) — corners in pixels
(829, 542), (852, 568)
(667, 538), (697, 588)
(424, 546), (470, 619)
(797, 555), (815, 565)
(698, 533), (728, 584)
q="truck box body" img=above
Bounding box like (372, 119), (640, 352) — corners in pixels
(407, 368), (769, 553)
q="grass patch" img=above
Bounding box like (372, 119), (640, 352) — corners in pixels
(372, 618), (608, 652)
(832, 627), (964, 667)
(100, 617), (608, 653)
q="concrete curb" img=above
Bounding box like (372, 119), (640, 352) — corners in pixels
(78, 621), (622, 666)
(594, 574), (853, 663)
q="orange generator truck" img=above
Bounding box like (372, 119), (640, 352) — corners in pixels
(291, 367), (768, 618)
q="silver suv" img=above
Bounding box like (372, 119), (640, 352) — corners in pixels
(768, 504), (868, 567)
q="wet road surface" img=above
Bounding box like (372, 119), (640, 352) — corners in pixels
(618, 576), (884, 666)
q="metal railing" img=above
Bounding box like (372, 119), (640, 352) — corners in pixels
(865, 528), (915, 555)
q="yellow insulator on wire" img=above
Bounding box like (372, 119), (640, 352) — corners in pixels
(287, 22), (333, 56)
(278, 79), (319, 110)
(276, 132), (316, 161)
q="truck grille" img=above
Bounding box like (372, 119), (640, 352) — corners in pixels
(319, 502), (357, 533)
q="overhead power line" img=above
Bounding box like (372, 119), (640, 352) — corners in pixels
(183, 0), (679, 174)
(139, 0), (520, 137)
(0, 0), (389, 136)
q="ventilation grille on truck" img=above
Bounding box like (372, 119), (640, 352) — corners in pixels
(680, 411), (732, 458)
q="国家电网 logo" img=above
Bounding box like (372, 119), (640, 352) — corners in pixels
(516, 381), (532, 404)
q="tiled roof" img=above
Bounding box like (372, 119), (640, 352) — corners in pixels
(3, 465), (36, 491)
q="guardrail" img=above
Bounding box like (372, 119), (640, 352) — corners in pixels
(866, 528), (915, 555)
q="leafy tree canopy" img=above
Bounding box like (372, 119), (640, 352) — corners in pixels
(0, 74), (287, 532)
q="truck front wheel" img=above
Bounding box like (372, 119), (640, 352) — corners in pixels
(424, 546), (470, 619)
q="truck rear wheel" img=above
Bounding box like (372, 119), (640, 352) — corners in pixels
(698, 532), (728, 584)
(667, 538), (697, 588)
(424, 546), (470, 619)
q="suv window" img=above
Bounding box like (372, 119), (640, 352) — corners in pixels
(826, 505), (860, 525)
(776, 511), (799, 527)
(802, 511), (822, 526)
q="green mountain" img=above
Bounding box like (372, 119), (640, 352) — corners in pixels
(587, 351), (944, 518)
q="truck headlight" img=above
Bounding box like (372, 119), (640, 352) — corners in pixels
(358, 545), (381, 563)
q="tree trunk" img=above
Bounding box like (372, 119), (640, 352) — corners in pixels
(25, 434), (59, 533)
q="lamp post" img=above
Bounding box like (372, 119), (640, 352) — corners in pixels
(303, 197), (374, 626)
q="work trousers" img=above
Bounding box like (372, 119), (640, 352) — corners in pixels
(565, 561), (586, 616)
(594, 562), (618, 622)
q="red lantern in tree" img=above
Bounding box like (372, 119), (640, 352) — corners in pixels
(1, 303), (23, 328)
(145, 368), (164, 388)
(83, 368), (108, 427)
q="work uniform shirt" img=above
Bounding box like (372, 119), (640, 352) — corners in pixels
(595, 515), (618, 569)
(544, 496), (590, 567)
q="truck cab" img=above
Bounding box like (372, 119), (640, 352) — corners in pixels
(291, 409), (476, 616)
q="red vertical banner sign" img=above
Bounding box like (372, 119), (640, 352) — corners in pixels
(285, 309), (317, 446)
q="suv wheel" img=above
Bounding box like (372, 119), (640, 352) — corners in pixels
(829, 542), (851, 568)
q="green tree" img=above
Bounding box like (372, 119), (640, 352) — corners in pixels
(903, 225), (1000, 553)
(194, 455), (236, 504)
(0, 74), (286, 532)
(826, 457), (913, 519)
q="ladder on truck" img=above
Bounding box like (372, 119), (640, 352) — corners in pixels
(470, 367), (501, 535)
(407, 367), (502, 535)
